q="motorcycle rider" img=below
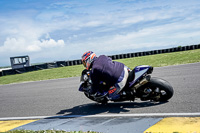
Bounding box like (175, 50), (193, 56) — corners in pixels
(81, 51), (129, 100)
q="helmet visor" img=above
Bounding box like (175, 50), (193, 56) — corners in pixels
(82, 60), (86, 67)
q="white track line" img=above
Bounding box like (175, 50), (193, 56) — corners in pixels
(1, 113), (200, 120)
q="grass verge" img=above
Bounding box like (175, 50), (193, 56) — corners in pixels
(0, 49), (200, 85)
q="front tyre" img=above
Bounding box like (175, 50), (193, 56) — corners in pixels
(141, 77), (174, 102)
(84, 92), (108, 104)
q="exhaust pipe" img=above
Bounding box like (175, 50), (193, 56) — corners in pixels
(133, 75), (151, 90)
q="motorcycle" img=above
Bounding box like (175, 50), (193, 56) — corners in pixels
(79, 65), (174, 104)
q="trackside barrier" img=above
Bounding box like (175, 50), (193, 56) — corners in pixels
(0, 44), (200, 76)
(109, 44), (199, 60)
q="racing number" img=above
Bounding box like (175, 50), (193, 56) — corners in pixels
(108, 87), (117, 94)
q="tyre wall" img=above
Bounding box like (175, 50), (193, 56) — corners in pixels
(1, 44), (199, 76)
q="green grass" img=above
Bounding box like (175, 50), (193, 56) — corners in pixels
(117, 48), (200, 68)
(0, 49), (200, 85)
(0, 65), (84, 85)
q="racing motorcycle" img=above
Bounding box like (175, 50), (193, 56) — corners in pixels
(79, 65), (174, 104)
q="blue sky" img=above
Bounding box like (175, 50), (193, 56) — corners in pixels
(0, 0), (200, 66)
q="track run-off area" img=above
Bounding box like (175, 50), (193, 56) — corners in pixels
(0, 62), (200, 132)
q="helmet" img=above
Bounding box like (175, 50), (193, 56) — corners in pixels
(82, 51), (96, 70)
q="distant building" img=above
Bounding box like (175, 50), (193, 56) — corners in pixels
(10, 55), (30, 69)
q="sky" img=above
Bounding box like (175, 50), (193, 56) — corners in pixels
(0, 0), (200, 66)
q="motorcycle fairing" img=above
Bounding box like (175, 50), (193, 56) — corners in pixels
(129, 65), (151, 87)
(79, 65), (152, 95)
(79, 81), (85, 92)
(107, 86), (120, 100)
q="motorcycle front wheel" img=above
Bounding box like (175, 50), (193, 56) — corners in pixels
(84, 92), (108, 104)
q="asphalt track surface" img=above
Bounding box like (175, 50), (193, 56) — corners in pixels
(0, 62), (200, 118)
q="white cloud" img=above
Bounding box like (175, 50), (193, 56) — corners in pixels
(75, 15), (200, 54)
(0, 15), (65, 54)
(1, 0), (200, 66)
(40, 39), (65, 48)
(27, 44), (42, 52)
(0, 37), (65, 53)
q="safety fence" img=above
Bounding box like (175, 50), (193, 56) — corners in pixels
(0, 44), (200, 77)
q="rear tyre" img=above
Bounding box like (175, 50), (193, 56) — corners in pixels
(141, 77), (174, 102)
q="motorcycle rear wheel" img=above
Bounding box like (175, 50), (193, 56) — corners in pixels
(140, 77), (174, 102)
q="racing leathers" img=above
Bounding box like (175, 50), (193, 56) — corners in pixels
(90, 55), (129, 100)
